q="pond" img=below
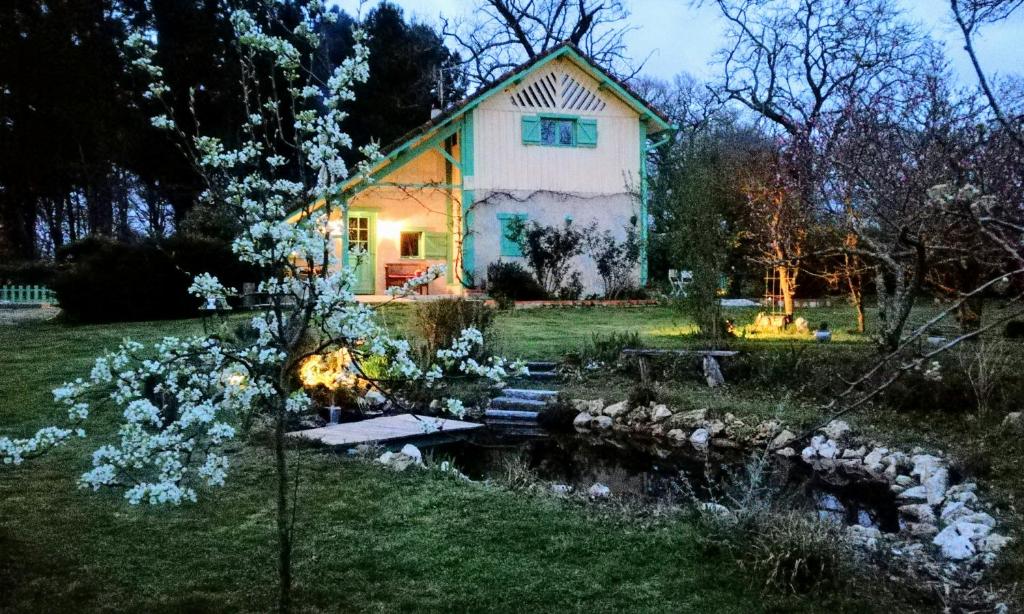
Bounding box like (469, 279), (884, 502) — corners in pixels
(413, 421), (902, 533)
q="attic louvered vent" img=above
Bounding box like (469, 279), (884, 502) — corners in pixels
(509, 71), (607, 112)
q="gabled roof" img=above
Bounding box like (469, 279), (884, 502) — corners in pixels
(288, 43), (671, 221)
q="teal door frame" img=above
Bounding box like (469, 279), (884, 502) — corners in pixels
(344, 209), (377, 294)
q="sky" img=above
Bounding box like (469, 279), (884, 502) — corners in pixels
(329, 0), (1023, 86)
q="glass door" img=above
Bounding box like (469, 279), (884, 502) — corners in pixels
(348, 213), (375, 294)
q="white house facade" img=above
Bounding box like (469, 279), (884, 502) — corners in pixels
(289, 43), (671, 296)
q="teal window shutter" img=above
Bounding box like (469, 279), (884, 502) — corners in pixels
(521, 116), (541, 145)
(575, 118), (598, 147)
(498, 214), (527, 257)
(424, 231), (449, 260)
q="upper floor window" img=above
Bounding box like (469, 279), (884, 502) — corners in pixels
(541, 118), (575, 146)
(522, 115), (597, 148)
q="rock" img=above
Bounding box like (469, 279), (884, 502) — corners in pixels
(864, 447), (889, 473)
(1003, 411), (1023, 431)
(593, 415), (613, 430)
(940, 501), (970, 523)
(899, 503), (937, 524)
(377, 448), (421, 472)
(954, 491), (979, 505)
(806, 435), (839, 459)
(897, 485), (928, 501)
(848, 525), (882, 548)
(572, 398), (604, 414)
(650, 404), (673, 423)
(959, 512), (996, 528)
(776, 447), (796, 458)
(890, 484), (906, 495)
(724, 412), (737, 423)
(707, 419), (727, 437)
(700, 502), (732, 517)
(603, 401), (630, 418)
(690, 428), (711, 448)
(550, 484), (572, 495)
(910, 454), (943, 482)
(841, 445), (867, 459)
(755, 420), (782, 441)
(670, 408), (708, 429)
(667, 428), (687, 442)
(573, 412), (593, 429)
(954, 521), (993, 541)
(711, 437), (741, 449)
(980, 534), (1011, 553)
(923, 467), (949, 506)
(702, 355), (725, 387)
(884, 451), (910, 471)
(822, 419), (851, 441)
(771, 429), (797, 449)
(895, 475), (915, 487)
(907, 522), (939, 538)
(933, 525), (977, 560)
(588, 483), (611, 499)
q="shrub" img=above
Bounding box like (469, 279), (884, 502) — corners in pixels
(414, 298), (495, 358)
(506, 217), (584, 296)
(1004, 320), (1024, 338)
(627, 381), (659, 409)
(52, 236), (258, 323)
(0, 261), (61, 286)
(485, 260), (547, 301)
(583, 221), (642, 298)
(583, 330), (642, 364)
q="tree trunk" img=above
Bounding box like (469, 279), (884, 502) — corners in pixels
(778, 264), (796, 316)
(274, 405), (292, 614)
(958, 295), (984, 335)
(846, 270), (865, 334)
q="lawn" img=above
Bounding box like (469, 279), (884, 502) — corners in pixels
(1, 305), (1020, 612)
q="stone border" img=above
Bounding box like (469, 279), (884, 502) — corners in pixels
(569, 399), (1011, 580)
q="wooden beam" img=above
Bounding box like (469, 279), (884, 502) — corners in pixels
(620, 349), (740, 358)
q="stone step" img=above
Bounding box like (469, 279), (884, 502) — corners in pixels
(525, 371), (559, 381)
(526, 361), (557, 371)
(485, 409), (540, 420)
(501, 388), (558, 401)
(490, 396), (549, 411)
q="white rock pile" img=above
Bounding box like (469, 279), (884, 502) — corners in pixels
(570, 399), (1011, 574)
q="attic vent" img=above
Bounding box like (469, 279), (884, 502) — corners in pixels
(509, 71), (607, 112)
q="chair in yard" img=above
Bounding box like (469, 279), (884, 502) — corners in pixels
(668, 269), (693, 297)
(385, 262), (429, 295)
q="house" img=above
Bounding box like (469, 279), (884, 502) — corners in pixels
(290, 43), (671, 296)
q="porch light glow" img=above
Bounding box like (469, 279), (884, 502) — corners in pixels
(299, 349), (357, 390)
(378, 220), (402, 241)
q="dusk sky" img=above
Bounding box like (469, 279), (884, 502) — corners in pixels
(329, 0), (1023, 86)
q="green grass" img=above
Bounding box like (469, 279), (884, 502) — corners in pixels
(4, 302), (1023, 611)
(0, 315), (918, 613)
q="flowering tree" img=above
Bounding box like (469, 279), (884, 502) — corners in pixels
(1, 3), (522, 612)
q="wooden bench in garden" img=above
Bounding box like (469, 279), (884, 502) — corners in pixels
(619, 348), (741, 388)
(385, 262), (428, 295)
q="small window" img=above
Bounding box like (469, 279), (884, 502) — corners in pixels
(540, 118), (575, 146)
(400, 231), (423, 258)
(498, 213), (527, 257)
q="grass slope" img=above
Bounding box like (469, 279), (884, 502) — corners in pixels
(1, 316), (897, 613)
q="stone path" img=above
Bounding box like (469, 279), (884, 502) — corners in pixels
(287, 413), (483, 446)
